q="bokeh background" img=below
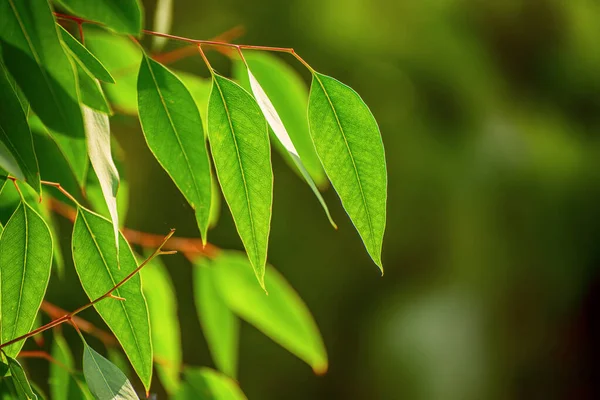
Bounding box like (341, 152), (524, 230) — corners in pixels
(24, 0), (600, 399)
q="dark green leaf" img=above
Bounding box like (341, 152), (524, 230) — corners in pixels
(83, 344), (139, 400)
(141, 256), (181, 394)
(0, 202), (53, 357)
(0, 61), (40, 193)
(56, 0), (143, 36)
(174, 368), (246, 400)
(72, 208), (152, 391)
(207, 74), (272, 289)
(138, 55), (212, 241)
(193, 259), (239, 378)
(212, 251), (327, 374)
(0, 0), (85, 138)
(7, 356), (37, 400)
(308, 73), (387, 270)
(58, 26), (114, 83)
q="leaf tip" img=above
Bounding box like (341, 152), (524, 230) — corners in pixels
(312, 362), (328, 376)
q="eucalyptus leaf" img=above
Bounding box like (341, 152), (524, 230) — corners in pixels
(56, 0), (143, 36)
(308, 73), (387, 270)
(7, 356), (37, 400)
(0, 202), (53, 357)
(74, 62), (112, 114)
(211, 251), (327, 374)
(83, 344), (139, 400)
(72, 207), (152, 391)
(58, 26), (115, 83)
(0, 0), (85, 139)
(174, 368), (246, 400)
(208, 174), (221, 229)
(141, 256), (182, 394)
(138, 55), (212, 241)
(0, 61), (40, 193)
(207, 74), (273, 289)
(194, 259), (239, 378)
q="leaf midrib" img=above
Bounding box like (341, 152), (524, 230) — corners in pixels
(143, 57), (203, 211)
(213, 77), (260, 262)
(78, 211), (147, 377)
(313, 74), (375, 249)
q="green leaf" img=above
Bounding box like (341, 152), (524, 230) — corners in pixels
(151, 0), (173, 51)
(72, 208), (152, 391)
(233, 53), (327, 186)
(82, 344), (139, 400)
(137, 55), (212, 242)
(308, 73), (387, 270)
(211, 251), (327, 374)
(207, 74), (273, 289)
(174, 368), (246, 400)
(74, 62), (112, 114)
(58, 26), (115, 83)
(49, 332), (73, 400)
(193, 259), (239, 378)
(0, 61), (40, 193)
(0, 202), (53, 357)
(83, 106), (120, 252)
(208, 174), (221, 230)
(85, 30), (142, 115)
(0, 0), (85, 139)
(56, 0), (143, 36)
(235, 57), (336, 229)
(7, 356), (37, 400)
(141, 256), (182, 394)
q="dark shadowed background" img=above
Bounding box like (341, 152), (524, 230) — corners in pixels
(30, 0), (600, 399)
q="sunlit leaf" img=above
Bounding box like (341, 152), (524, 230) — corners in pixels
(7, 356), (37, 400)
(212, 251), (327, 374)
(84, 106), (120, 252)
(58, 26), (115, 83)
(236, 57), (336, 228)
(193, 258), (239, 378)
(174, 368), (246, 400)
(83, 344), (139, 400)
(0, 0), (85, 139)
(72, 207), (152, 391)
(138, 55), (212, 241)
(0, 61), (40, 193)
(56, 0), (143, 36)
(0, 202), (52, 357)
(74, 62), (112, 114)
(233, 52), (326, 186)
(141, 256), (182, 394)
(207, 74), (272, 289)
(151, 0), (173, 51)
(208, 174), (221, 229)
(308, 73), (387, 270)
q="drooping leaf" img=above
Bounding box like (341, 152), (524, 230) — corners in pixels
(0, 61), (40, 193)
(83, 106), (120, 252)
(174, 368), (246, 400)
(236, 58), (336, 228)
(208, 174), (221, 229)
(151, 0), (173, 51)
(7, 356), (37, 400)
(211, 251), (328, 374)
(207, 74), (272, 288)
(72, 207), (152, 391)
(0, 0), (85, 139)
(73, 62), (112, 114)
(0, 202), (53, 357)
(193, 258), (239, 378)
(30, 382), (47, 400)
(233, 52), (327, 186)
(85, 30), (142, 115)
(49, 332), (73, 400)
(308, 73), (387, 270)
(141, 255), (182, 394)
(58, 25), (115, 83)
(107, 349), (130, 379)
(137, 55), (212, 241)
(55, 0), (143, 36)
(82, 344), (139, 400)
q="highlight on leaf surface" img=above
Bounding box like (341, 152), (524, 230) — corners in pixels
(72, 207), (152, 391)
(308, 72), (387, 271)
(207, 73), (273, 289)
(83, 343), (140, 400)
(210, 251), (328, 374)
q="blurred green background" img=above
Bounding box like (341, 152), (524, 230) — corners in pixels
(36, 0), (600, 399)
